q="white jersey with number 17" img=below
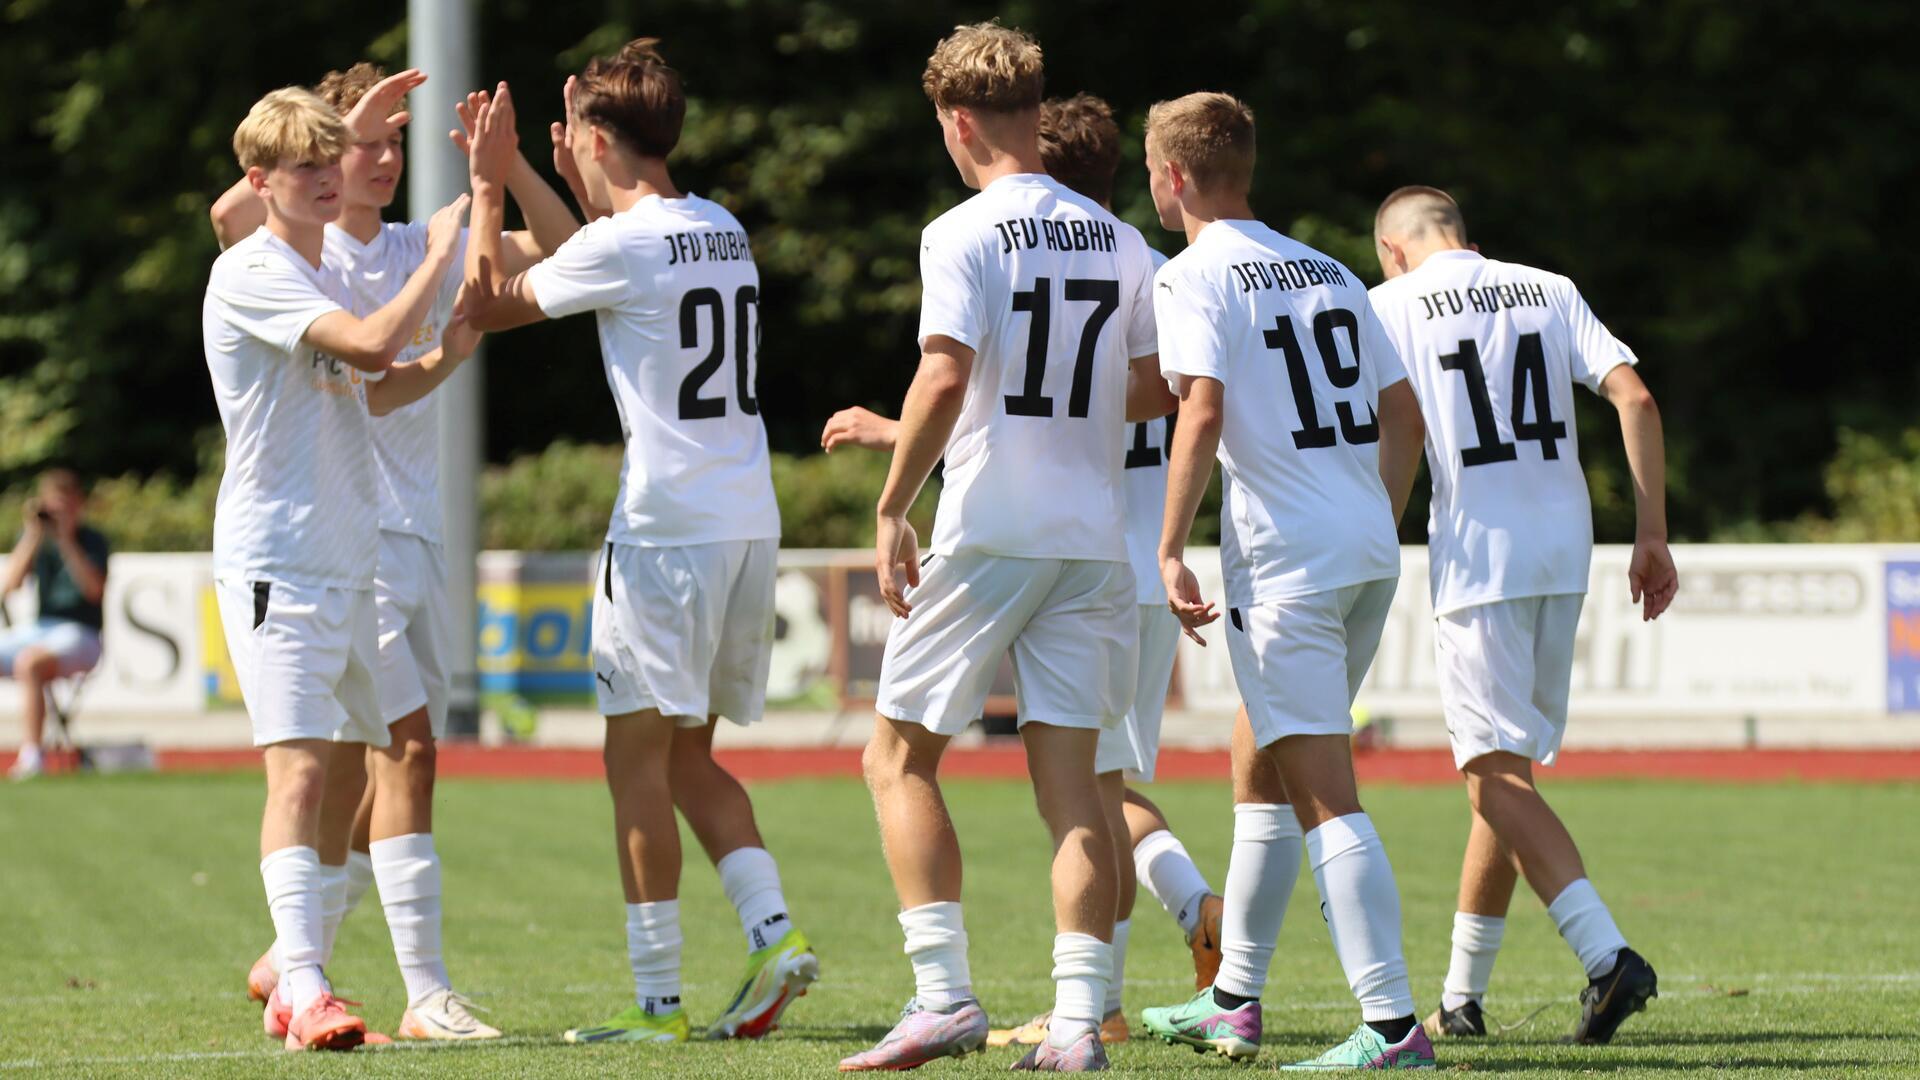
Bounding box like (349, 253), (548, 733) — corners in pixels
(917, 173), (1158, 563)
(1367, 249), (1637, 616)
(526, 194), (780, 548)
(1155, 219), (1405, 608)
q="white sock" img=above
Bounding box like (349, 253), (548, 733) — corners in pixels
(371, 833), (452, 1005)
(1214, 803), (1302, 1000)
(1305, 813), (1415, 1022)
(1134, 829), (1213, 935)
(318, 863), (350, 966)
(1047, 931), (1112, 1046)
(261, 846), (329, 1014)
(1104, 919), (1131, 1015)
(344, 850), (376, 919)
(16, 744), (42, 767)
(1441, 912), (1505, 1010)
(1546, 878), (1627, 979)
(626, 900), (682, 1013)
(716, 846), (793, 951)
(898, 901), (971, 1009)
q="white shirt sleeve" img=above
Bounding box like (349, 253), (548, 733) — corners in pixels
(525, 222), (627, 319)
(1561, 279), (1638, 392)
(1123, 235), (1159, 361)
(916, 224), (985, 352)
(1153, 265), (1229, 389)
(212, 252), (343, 356)
(1361, 300), (1409, 390)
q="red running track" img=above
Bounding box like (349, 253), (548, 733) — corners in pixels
(73, 745), (1920, 784)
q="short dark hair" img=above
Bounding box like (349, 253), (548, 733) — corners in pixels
(1038, 94), (1121, 206)
(575, 38), (685, 158)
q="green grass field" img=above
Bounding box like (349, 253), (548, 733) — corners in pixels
(3, 772), (1917, 1077)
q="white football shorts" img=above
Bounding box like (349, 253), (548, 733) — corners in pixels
(590, 538), (776, 726)
(877, 553), (1138, 737)
(214, 576), (387, 748)
(1435, 593), (1584, 770)
(1096, 603), (1181, 780)
(372, 530), (451, 736)
(1226, 577), (1397, 747)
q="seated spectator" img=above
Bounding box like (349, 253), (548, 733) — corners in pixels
(2, 469), (109, 779)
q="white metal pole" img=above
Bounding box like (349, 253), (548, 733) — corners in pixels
(411, 0), (482, 738)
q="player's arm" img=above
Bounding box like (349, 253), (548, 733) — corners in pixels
(209, 178), (265, 250)
(305, 194), (470, 372)
(821, 407), (899, 453)
(873, 338), (971, 618)
(463, 86), (550, 333)
(365, 305), (482, 416)
(210, 69), (426, 252)
(1126, 352), (1177, 421)
(3, 509), (41, 595)
(49, 512), (105, 605)
(1158, 374), (1224, 643)
(1376, 379), (1425, 524)
(450, 90), (580, 273)
(1601, 364), (1676, 620)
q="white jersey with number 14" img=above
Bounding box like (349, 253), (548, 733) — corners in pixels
(1368, 249), (1637, 616)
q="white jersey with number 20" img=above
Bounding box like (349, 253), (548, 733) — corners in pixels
(526, 195), (780, 548)
(916, 173), (1158, 563)
(1368, 249), (1637, 616)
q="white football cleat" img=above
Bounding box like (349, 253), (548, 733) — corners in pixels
(396, 988), (502, 1041)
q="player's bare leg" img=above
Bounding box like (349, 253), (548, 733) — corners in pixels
(361, 708), (494, 1040)
(259, 740), (365, 1050)
(1020, 722), (1118, 1053)
(1427, 806), (1518, 1037)
(564, 709), (690, 1044)
(672, 717), (816, 1039)
(841, 716), (986, 1070)
(1462, 751), (1652, 1043)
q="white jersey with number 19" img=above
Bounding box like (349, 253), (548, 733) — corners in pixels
(526, 194), (780, 548)
(1154, 219), (1405, 608)
(917, 173), (1158, 563)
(1367, 249), (1637, 616)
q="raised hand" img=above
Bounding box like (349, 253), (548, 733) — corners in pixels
(1162, 556), (1218, 644)
(426, 193), (471, 258)
(821, 407), (899, 453)
(343, 68), (427, 145)
(467, 82), (519, 188)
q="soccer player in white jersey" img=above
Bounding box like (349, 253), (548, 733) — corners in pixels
(837, 26), (1172, 1074)
(820, 92), (1225, 1051)
(212, 64), (579, 1043)
(459, 41), (817, 1046)
(203, 88), (467, 1051)
(1369, 186), (1675, 1045)
(1137, 93), (1436, 1070)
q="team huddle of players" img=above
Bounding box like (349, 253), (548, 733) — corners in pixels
(200, 18), (1678, 1071)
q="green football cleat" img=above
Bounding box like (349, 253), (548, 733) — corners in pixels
(1141, 987), (1263, 1060)
(563, 1003), (690, 1044)
(707, 926), (821, 1039)
(1281, 1022), (1435, 1070)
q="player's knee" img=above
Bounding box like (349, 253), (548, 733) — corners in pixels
(13, 647), (54, 683)
(271, 760), (327, 816)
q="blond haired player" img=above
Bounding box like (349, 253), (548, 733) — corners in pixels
(203, 87), (467, 1051)
(838, 25), (1173, 1073)
(1138, 93), (1436, 1070)
(461, 41), (817, 1045)
(211, 63), (579, 1042)
(822, 92), (1225, 1051)
(1369, 186), (1673, 1044)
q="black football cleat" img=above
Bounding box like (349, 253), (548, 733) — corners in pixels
(1422, 998), (1487, 1039)
(1567, 947), (1658, 1045)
